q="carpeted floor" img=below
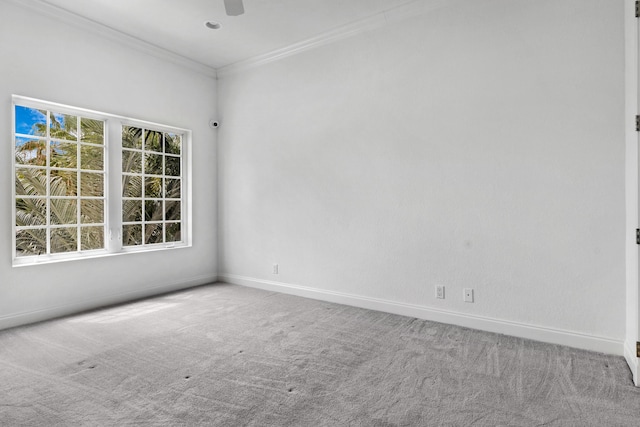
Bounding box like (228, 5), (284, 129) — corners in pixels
(1, 282), (639, 426)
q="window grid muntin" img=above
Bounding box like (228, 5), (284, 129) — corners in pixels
(122, 127), (183, 248)
(14, 104), (106, 258)
(13, 96), (190, 265)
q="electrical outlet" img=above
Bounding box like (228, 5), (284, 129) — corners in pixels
(463, 288), (474, 303)
(435, 285), (445, 299)
(272, 264), (279, 274)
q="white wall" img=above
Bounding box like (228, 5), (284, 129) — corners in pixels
(0, 0), (218, 329)
(218, 0), (626, 350)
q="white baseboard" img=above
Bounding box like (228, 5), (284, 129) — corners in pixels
(0, 274), (218, 332)
(624, 340), (639, 386)
(220, 274), (624, 356)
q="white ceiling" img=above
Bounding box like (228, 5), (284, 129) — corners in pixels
(37, 0), (418, 70)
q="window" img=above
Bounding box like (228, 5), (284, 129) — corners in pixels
(12, 96), (190, 265)
(121, 126), (183, 247)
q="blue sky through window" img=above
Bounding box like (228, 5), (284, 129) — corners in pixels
(51, 113), (67, 128)
(15, 105), (46, 136)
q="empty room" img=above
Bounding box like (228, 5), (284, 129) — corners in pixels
(2, 0), (640, 425)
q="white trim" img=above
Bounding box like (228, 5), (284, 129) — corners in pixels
(12, 244), (192, 268)
(14, 0), (461, 79)
(0, 274), (218, 332)
(12, 95), (192, 266)
(217, 13), (385, 77)
(13, 96), (192, 134)
(220, 274), (624, 356)
(217, 0), (465, 77)
(624, 0), (640, 387)
(4, 0), (217, 79)
(624, 340), (639, 386)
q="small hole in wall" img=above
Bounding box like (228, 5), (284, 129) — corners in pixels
(205, 21), (221, 30)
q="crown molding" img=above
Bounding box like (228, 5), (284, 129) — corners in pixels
(9, 0), (465, 80)
(216, 13), (385, 78)
(5, 0), (217, 79)
(217, 0), (463, 78)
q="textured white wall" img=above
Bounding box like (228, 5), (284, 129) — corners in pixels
(0, 1), (217, 329)
(218, 0), (626, 340)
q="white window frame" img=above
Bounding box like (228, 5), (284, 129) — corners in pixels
(11, 95), (192, 266)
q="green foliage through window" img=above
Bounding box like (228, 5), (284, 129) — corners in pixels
(122, 126), (182, 247)
(14, 105), (105, 257)
(13, 99), (187, 263)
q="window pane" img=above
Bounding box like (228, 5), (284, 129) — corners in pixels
(81, 199), (104, 224)
(165, 179), (181, 199)
(50, 199), (77, 225)
(145, 153), (163, 175)
(122, 200), (142, 222)
(50, 171), (77, 197)
(80, 172), (104, 197)
(166, 223), (181, 243)
(164, 133), (181, 155)
(145, 177), (162, 198)
(123, 224), (142, 246)
(165, 201), (181, 221)
(80, 118), (104, 144)
(144, 200), (162, 221)
(15, 168), (47, 197)
(15, 138), (46, 166)
(145, 223), (163, 244)
(16, 228), (47, 257)
(50, 227), (77, 253)
(122, 150), (142, 173)
(51, 141), (77, 168)
(81, 226), (104, 250)
(123, 126), (142, 149)
(165, 156), (180, 176)
(123, 175), (142, 198)
(145, 130), (162, 152)
(16, 198), (46, 226)
(80, 145), (104, 171)
(14, 101), (189, 263)
(50, 112), (77, 141)
(15, 106), (46, 136)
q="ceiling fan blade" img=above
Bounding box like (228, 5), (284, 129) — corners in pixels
(224, 0), (245, 16)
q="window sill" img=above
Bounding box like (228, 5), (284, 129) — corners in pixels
(12, 243), (191, 268)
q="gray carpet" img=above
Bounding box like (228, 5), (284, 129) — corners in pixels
(1, 283), (639, 426)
